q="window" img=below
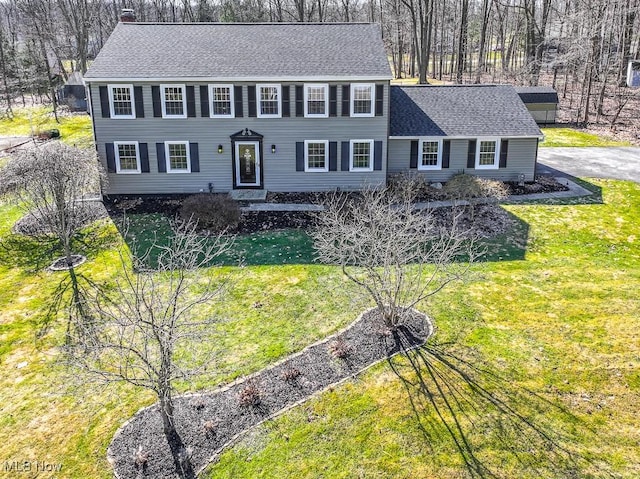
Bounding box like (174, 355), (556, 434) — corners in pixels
(350, 139), (374, 171)
(209, 84), (234, 117)
(161, 84), (186, 118)
(114, 141), (140, 173)
(165, 141), (191, 173)
(418, 139), (442, 170)
(304, 84), (328, 117)
(350, 84), (374, 117)
(257, 84), (281, 118)
(304, 140), (329, 172)
(108, 85), (135, 118)
(476, 139), (500, 169)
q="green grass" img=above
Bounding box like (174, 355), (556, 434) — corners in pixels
(0, 106), (93, 148)
(1, 179), (640, 478)
(540, 127), (632, 147)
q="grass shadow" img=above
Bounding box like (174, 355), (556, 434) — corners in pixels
(531, 171), (604, 205)
(387, 341), (620, 479)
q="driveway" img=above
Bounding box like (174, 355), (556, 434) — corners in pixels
(537, 147), (640, 183)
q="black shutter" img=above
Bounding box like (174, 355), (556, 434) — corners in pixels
(341, 85), (350, 116)
(99, 86), (110, 118)
(248, 86), (256, 117)
(156, 143), (166, 172)
(329, 141), (337, 171)
(295, 85), (304, 117)
(139, 143), (149, 172)
(190, 143), (200, 172)
(105, 142), (115, 172)
(200, 85), (209, 117)
(152, 86), (161, 117)
(329, 86), (337, 117)
(296, 142), (304, 171)
(234, 86), (243, 117)
(500, 139), (509, 168)
(467, 140), (477, 168)
(442, 140), (451, 168)
(282, 85), (290, 117)
(409, 140), (418, 169)
(375, 84), (384, 116)
(134, 86), (144, 118)
(373, 141), (383, 170)
(341, 141), (350, 171)
(186, 86), (196, 117)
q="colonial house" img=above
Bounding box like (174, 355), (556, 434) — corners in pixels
(84, 20), (542, 195)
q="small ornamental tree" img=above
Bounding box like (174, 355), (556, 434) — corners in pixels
(312, 186), (478, 328)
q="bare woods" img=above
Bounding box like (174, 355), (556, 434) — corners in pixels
(0, 0), (638, 128)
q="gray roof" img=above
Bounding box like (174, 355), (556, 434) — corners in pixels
(514, 86), (559, 104)
(390, 85), (542, 137)
(85, 22), (391, 81)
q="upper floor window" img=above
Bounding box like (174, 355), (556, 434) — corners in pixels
(108, 84), (135, 118)
(304, 140), (329, 172)
(209, 84), (234, 117)
(419, 139), (442, 170)
(350, 83), (374, 117)
(165, 141), (191, 173)
(304, 84), (328, 118)
(257, 84), (281, 118)
(476, 139), (500, 169)
(161, 84), (187, 118)
(350, 139), (374, 171)
(114, 141), (140, 173)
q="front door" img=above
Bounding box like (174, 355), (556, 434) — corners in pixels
(234, 141), (261, 187)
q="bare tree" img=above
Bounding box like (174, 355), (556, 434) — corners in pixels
(312, 187), (478, 328)
(66, 219), (233, 479)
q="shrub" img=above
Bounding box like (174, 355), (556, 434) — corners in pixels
(179, 194), (240, 233)
(387, 171), (445, 202)
(280, 367), (301, 382)
(133, 445), (149, 469)
(238, 380), (262, 407)
(443, 173), (509, 202)
(328, 338), (352, 359)
(202, 419), (216, 436)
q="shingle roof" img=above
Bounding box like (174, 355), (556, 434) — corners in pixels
(84, 22), (392, 80)
(390, 85), (542, 137)
(514, 86), (559, 104)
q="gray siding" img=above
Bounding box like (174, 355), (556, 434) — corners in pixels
(388, 138), (538, 182)
(91, 81), (389, 194)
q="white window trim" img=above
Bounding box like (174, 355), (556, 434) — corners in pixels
(304, 140), (329, 173)
(418, 138), (443, 171)
(160, 84), (187, 119)
(349, 139), (375, 172)
(164, 141), (191, 173)
(350, 83), (375, 118)
(209, 84), (235, 118)
(108, 84), (135, 119)
(113, 141), (141, 174)
(304, 83), (329, 118)
(475, 138), (501, 170)
(257, 83), (282, 118)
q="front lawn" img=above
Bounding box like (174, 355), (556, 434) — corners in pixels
(0, 179), (639, 478)
(540, 127), (632, 147)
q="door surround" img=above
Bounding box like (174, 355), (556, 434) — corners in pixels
(230, 128), (264, 189)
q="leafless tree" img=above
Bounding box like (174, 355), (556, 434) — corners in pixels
(312, 186), (478, 328)
(65, 219), (234, 479)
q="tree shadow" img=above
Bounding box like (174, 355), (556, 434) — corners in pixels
(387, 341), (620, 479)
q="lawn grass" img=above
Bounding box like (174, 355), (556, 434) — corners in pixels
(540, 127), (632, 147)
(0, 106), (93, 148)
(1, 179), (639, 478)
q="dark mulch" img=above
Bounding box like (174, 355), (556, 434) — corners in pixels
(49, 254), (86, 270)
(107, 308), (431, 479)
(505, 175), (570, 196)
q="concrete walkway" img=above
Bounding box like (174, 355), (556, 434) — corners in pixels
(240, 177), (593, 212)
(537, 147), (640, 183)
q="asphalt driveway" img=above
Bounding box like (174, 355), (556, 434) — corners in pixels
(537, 147), (640, 183)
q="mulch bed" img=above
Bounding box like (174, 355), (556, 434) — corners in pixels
(107, 308), (431, 479)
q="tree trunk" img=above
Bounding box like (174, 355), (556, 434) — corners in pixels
(159, 380), (195, 478)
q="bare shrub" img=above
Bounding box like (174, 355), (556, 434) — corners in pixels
(238, 380), (262, 407)
(179, 193), (240, 233)
(202, 420), (216, 436)
(133, 445), (149, 469)
(387, 171), (445, 202)
(280, 367), (301, 382)
(328, 338), (352, 359)
(443, 173), (509, 202)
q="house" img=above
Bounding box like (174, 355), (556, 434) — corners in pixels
(84, 19), (542, 195)
(514, 86), (559, 125)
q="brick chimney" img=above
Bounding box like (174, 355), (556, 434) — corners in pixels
(120, 8), (136, 22)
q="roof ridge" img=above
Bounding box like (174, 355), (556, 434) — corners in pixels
(120, 21), (377, 26)
(392, 84), (505, 88)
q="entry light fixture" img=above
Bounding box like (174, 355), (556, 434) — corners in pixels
(218, 144), (223, 154)
(271, 144), (276, 154)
